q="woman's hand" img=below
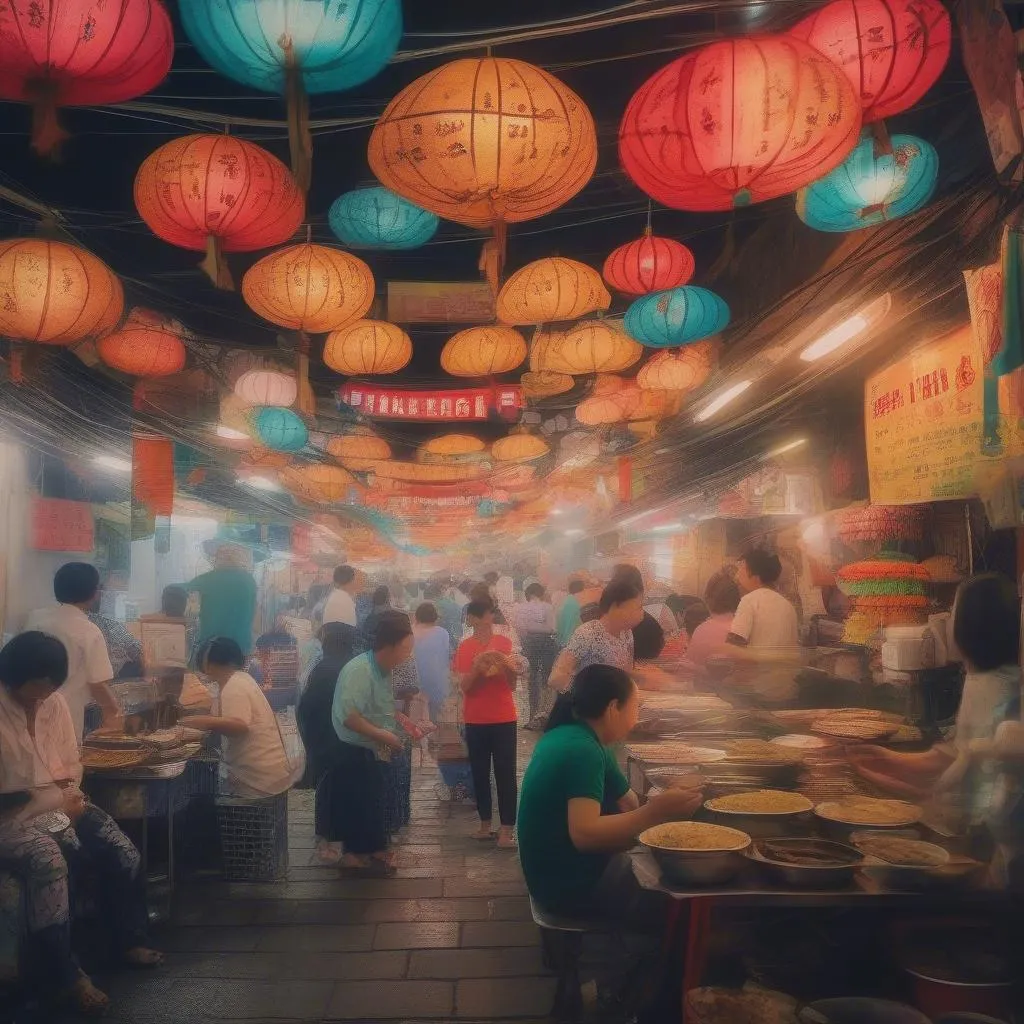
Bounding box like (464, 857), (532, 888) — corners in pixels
(62, 787), (87, 821)
(646, 785), (704, 822)
(381, 731), (405, 753)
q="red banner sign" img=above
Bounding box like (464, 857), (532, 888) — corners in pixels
(339, 385), (523, 422)
(31, 497), (95, 552)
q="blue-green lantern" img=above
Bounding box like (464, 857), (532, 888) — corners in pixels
(178, 0), (402, 96)
(329, 187), (439, 250)
(796, 133), (939, 233)
(624, 286), (730, 349)
(253, 407), (308, 453)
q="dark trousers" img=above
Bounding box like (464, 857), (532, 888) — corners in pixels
(521, 633), (557, 716)
(464, 722), (518, 826)
(330, 742), (389, 854)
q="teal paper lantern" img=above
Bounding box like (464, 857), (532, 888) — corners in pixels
(253, 407), (308, 453)
(796, 133), (939, 233)
(178, 0), (402, 95)
(329, 188), (439, 250)
(624, 286), (730, 349)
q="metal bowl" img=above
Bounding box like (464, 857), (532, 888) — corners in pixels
(703, 791), (815, 839)
(854, 835), (951, 889)
(747, 838), (862, 889)
(640, 823), (751, 886)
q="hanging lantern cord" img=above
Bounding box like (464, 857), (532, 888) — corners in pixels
(281, 33), (313, 196)
(645, 201), (652, 235)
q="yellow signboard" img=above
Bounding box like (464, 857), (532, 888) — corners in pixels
(386, 281), (495, 323)
(866, 324), (1022, 503)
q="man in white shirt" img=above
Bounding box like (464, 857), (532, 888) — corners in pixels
(321, 564), (360, 628)
(728, 549), (800, 650)
(25, 563), (121, 740)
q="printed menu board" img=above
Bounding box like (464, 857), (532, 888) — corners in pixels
(866, 324), (1023, 503)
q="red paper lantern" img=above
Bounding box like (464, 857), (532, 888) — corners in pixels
(790, 0), (951, 123)
(97, 308), (186, 377)
(619, 36), (862, 211)
(134, 134), (305, 288)
(0, 0), (174, 155)
(603, 230), (695, 296)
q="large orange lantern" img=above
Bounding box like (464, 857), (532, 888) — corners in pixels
(368, 57), (597, 290)
(619, 36), (862, 211)
(97, 308), (187, 378)
(282, 463), (357, 504)
(134, 134), (305, 288)
(491, 432), (550, 463)
(323, 320), (411, 375)
(636, 341), (717, 392)
(497, 259), (610, 326)
(576, 391), (634, 426)
(603, 230), (695, 296)
(421, 434), (486, 457)
(441, 327), (527, 377)
(234, 369), (298, 407)
(241, 243), (374, 334)
(534, 321), (643, 374)
(790, 0), (951, 123)
(326, 429), (392, 471)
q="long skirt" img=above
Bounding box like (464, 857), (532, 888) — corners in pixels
(322, 743), (389, 855)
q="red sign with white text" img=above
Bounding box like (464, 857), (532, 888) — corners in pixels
(339, 385), (523, 422)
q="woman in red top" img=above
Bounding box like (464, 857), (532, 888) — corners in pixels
(454, 599), (520, 848)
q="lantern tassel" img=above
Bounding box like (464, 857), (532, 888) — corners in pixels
(25, 79), (68, 158)
(199, 234), (234, 290)
(480, 222), (507, 297)
(282, 36), (313, 196)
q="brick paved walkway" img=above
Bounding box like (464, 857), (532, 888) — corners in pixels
(94, 735), (562, 1023)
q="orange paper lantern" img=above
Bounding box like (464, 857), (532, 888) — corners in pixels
(323, 320), (411, 375)
(636, 341), (717, 392)
(534, 321), (643, 374)
(593, 374), (627, 396)
(97, 308), (187, 377)
(441, 327), (527, 377)
(326, 429), (392, 471)
(520, 371), (575, 399)
(242, 243), (374, 333)
(497, 259), (610, 326)
(576, 392), (633, 426)
(491, 432), (550, 463)
(422, 434), (486, 457)
(281, 463), (356, 504)
(619, 36), (862, 211)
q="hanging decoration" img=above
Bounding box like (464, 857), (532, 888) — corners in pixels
(441, 326), (527, 377)
(339, 383), (524, 422)
(370, 460), (489, 483)
(179, 0), (401, 192)
(491, 432), (550, 463)
(368, 57), (597, 292)
(252, 407), (309, 452)
(603, 230), (695, 296)
(323, 320), (412, 375)
(796, 132), (939, 232)
(0, 0), (174, 156)
(624, 286), (730, 348)
(242, 243), (374, 333)
(326, 429), (392, 470)
(533, 321), (643, 374)
(520, 371), (575, 400)
(421, 434), (486, 457)
(790, 0), (951, 124)
(496, 258), (610, 326)
(636, 341), (717, 392)
(132, 434), (175, 519)
(234, 369), (299, 408)
(619, 36), (862, 211)
(97, 308), (187, 378)
(576, 391), (634, 426)
(134, 134), (305, 289)
(329, 187), (439, 250)
(281, 463), (357, 504)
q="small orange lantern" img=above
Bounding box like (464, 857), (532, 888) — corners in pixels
(282, 463), (357, 504)
(421, 434), (486, 457)
(491, 432), (550, 463)
(497, 258), (610, 325)
(97, 308), (186, 377)
(326, 429), (392, 471)
(536, 321), (643, 374)
(441, 326), (527, 377)
(323, 320), (411, 375)
(636, 341), (717, 392)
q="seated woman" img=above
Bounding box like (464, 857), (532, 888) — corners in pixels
(518, 664), (703, 922)
(185, 637), (303, 798)
(0, 631), (161, 1018)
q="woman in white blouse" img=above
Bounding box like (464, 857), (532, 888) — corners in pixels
(0, 631), (161, 1017)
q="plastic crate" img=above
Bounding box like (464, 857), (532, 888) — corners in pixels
(215, 792), (289, 881)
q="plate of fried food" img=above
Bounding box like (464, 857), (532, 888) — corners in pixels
(815, 796), (921, 830)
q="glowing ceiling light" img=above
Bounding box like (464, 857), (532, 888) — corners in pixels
(550, 507), (564, 516)
(93, 455), (132, 473)
(768, 438), (807, 457)
(695, 379), (752, 422)
(800, 314), (868, 362)
(651, 522), (685, 532)
(215, 424), (250, 441)
(241, 475), (281, 492)
(565, 528), (584, 537)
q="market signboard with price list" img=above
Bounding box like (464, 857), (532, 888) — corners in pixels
(866, 324), (1024, 503)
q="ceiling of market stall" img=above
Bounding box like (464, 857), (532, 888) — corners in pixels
(0, 0), (1020, 552)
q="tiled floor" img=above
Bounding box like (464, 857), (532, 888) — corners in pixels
(90, 738), (565, 1023)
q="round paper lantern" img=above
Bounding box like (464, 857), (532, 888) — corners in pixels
(326, 429), (392, 470)
(535, 321), (644, 374)
(329, 187), (439, 250)
(134, 135), (305, 288)
(235, 370), (298, 408)
(576, 392), (633, 426)
(520, 371), (575, 399)
(796, 132), (938, 232)
(441, 327), (527, 377)
(0, 0), (173, 155)
(603, 230), (695, 296)
(0, 238), (123, 345)
(497, 259), (610, 326)
(790, 0), (951, 123)
(624, 287), (730, 348)
(369, 57), (596, 229)
(491, 433), (550, 463)
(422, 435), (486, 457)
(619, 36), (862, 211)
(97, 308), (186, 377)
(593, 374), (627, 396)
(242, 243), (374, 333)
(323, 320), (411, 375)
(637, 342), (717, 392)
(252, 407), (308, 452)
(282, 463), (356, 504)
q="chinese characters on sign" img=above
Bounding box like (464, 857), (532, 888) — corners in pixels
(339, 384), (524, 422)
(865, 325), (1024, 503)
(31, 497), (95, 552)
(386, 281), (496, 323)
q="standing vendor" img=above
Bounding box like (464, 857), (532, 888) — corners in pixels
(187, 544), (258, 655)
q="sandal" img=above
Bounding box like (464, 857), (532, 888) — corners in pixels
(473, 825), (495, 841)
(496, 828), (517, 850)
(123, 946), (164, 969)
(70, 972), (110, 1017)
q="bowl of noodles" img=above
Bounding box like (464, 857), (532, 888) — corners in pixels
(639, 821), (751, 885)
